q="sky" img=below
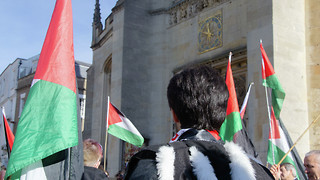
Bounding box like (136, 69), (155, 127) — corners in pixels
(0, 0), (118, 73)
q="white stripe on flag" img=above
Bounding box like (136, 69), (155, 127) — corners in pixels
(240, 82), (254, 116)
(31, 79), (40, 88)
(115, 115), (143, 137)
(270, 125), (293, 160)
(21, 160), (47, 180)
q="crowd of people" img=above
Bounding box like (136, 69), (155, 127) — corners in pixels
(81, 65), (320, 180)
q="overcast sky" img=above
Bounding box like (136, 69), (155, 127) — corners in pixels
(0, 0), (117, 73)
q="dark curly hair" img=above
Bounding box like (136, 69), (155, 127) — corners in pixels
(167, 65), (228, 131)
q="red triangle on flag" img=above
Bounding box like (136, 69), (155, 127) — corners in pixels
(33, 0), (76, 93)
(107, 102), (123, 127)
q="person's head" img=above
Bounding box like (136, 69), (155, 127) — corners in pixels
(1, 165), (6, 170)
(83, 139), (103, 168)
(304, 150), (320, 180)
(280, 163), (296, 180)
(167, 65), (228, 131)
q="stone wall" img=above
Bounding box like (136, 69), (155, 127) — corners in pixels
(272, 0), (309, 158)
(87, 0), (319, 176)
(306, 0), (320, 150)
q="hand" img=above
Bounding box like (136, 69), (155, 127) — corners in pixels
(270, 164), (281, 180)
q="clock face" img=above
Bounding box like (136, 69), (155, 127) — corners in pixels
(198, 12), (222, 53)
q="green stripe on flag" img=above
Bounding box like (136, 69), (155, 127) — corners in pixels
(263, 74), (285, 119)
(220, 111), (242, 142)
(267, 140), (300, 180)
(108, 125), (144, 147)
(6, 80), (78, 177)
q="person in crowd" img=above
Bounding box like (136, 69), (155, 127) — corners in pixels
(304, 150), (320, 180)
(82, 138), (108, 180)
(270, 163), (297, 180)
(0, 165), (6, 180)
(124, 65), (274, 179)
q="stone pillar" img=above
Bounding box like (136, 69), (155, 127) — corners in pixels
(306, 0), (320, 150)
(272, 0), (309, 158)
(246, 0), (274, 162)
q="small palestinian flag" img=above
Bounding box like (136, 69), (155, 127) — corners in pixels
(107, 98), (144, 147)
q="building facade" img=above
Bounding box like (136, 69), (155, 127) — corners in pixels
(84, 0), (320, 177)
(0, 58), (25, 167)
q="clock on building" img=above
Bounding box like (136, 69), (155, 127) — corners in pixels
(198, 11), (223, 53)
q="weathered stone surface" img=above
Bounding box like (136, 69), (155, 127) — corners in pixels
(85, 0), (319, 176)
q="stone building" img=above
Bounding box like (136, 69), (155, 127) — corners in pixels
(0, 55), (44, 166)
(84, 0), (320, 177)
(0, 58), (25, 167)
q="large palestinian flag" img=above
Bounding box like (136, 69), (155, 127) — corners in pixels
(5, 0), (82, 179)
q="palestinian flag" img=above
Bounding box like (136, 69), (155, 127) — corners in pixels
(260, 41), (285, 119)
(219, 54), (259, 160)
(1, 107), (15, 156)
(278, 118), (308, 179)
(261, 40), (305, 179)
(219, 52), (242, 142)
(5, 0), (83, 179)
(267, 108), (302, 179)
(107, 98), (144, 147)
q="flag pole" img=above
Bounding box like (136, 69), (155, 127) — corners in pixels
(240, 82), (254, 119)
(260, 40), (275, 165)
(104, 96), (110, 172)
(277, 113), (320, 165)
(265, 85), (275, 165)
(2, 107), (10, 158)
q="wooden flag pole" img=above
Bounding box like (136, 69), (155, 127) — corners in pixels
(104, 96), (110, 172)
(277, 113), (320, 166)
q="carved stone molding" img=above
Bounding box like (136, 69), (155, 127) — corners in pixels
(168, 0), (230, 26)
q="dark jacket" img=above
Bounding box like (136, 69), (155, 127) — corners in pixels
(125, 129), (274, 180)
(82, 166), (109, 180)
